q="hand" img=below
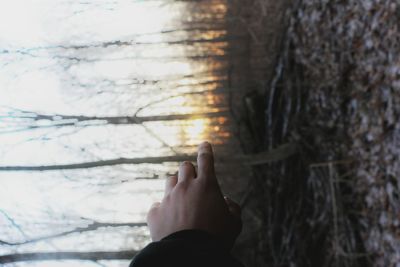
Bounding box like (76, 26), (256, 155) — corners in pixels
(146, 141), (242, 249)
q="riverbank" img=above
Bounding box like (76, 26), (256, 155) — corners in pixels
(228, 0), (399, 266)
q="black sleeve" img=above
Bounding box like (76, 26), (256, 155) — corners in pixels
(129, 230), (245, 267)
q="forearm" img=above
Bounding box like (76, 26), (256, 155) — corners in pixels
(130, 230), (244, 267)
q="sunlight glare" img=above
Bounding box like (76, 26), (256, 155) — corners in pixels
(185, 119), (206, 141)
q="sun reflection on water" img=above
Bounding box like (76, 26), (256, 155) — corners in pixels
(184, 119), (207, 143)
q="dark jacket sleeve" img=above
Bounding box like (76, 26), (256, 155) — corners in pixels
(129, 230), (245, 267)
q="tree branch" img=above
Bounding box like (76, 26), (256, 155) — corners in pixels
(3, 110), (229, 128)
(0, 110), (230, 135)
(0, 143), (298, 171)
(0, 222), (146, 246)
(0, 250), (137, 264)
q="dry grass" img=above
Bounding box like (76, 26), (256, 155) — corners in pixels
(243, 0), (400, 266)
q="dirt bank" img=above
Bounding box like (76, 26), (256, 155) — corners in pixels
(229, 0), (400, 266)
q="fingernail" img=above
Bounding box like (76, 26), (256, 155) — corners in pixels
(201, 141), (211, 147)
(199, 142), (212, 152)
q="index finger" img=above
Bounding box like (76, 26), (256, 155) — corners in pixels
(197, 141), (215, 179)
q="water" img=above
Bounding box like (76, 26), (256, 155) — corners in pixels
(0, 0), (237, 266)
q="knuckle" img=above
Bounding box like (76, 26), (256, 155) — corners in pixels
(198, 152), (211, 160)
(167, 175), (177, 181)
(198, 155), (214, 167)
(146, 208), (157, 222)
(165, 177), (176, 187)
(162, 194), (171, 203)
(180, 161), (193, 168)
(174, 181), (189, 193)
(175, 181), (187, 189)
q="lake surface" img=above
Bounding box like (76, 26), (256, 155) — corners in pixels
(0, 0), (243, 266)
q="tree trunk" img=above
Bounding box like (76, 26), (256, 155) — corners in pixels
(0, 251), (137, 263)
(0, 143), (297, 171)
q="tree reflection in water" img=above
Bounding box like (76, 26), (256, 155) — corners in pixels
(0, 0), (235, 265)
